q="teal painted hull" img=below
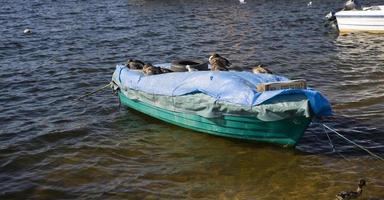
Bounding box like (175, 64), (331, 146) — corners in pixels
(118, 92), (312, 146)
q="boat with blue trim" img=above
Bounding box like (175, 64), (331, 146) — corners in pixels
(111, 62), (332, 146)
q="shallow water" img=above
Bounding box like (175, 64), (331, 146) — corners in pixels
(1, 0), (384, 199)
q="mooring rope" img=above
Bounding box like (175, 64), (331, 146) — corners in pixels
(322, 124), (350, 161)
(76, 82), (112, 101)
(322, 124), (384, 162)
(323, 125), (335, 153)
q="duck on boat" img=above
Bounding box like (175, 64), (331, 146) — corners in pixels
(326, 0), (384, 33)
(111, 57), (332, 146)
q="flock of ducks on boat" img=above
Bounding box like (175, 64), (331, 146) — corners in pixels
(125, 53), (273, 76)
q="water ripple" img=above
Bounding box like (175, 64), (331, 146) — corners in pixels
(1, 0), (384, 199)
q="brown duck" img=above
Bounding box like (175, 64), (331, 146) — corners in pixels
(126, 59), (145, 70)
(143, 64), (173, 75)
(336, 179), (366, 200)
(209, 53), (230, 71)
(143, 63), (161, 75)
(251, 65), (273, 74)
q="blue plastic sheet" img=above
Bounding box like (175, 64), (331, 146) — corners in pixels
(113, 64), (332, 116)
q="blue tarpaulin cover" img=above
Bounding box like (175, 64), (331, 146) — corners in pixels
(113, 64), (332, 116)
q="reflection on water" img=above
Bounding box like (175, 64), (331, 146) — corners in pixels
(0, 0), (383, 199)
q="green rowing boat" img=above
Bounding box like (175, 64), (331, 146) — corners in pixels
(112, 64), (331, 146)
(118, 91), (312, 146)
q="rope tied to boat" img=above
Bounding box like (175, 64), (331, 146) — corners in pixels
(76, 82), (113, 101)
(323, 124), (335, 153)
(322, 124), (350, 161)
(322, 123), (384, 162)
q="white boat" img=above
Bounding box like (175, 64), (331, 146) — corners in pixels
(335, 6), (384, 33)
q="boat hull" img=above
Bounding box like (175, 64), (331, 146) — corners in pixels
(118, 92), (312, 146)
(336, 8), (384, 33)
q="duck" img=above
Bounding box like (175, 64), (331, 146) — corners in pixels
(159, 67), (173, 74)
(23, 29), (32, 34)
(336, 179), (366, 200)
(251, 65), (273, 74)
(143, 63), (162, 75)
(186, 65), (198, 72)
(209, 53), (230, 71)
(344, 0), (362, 11)
(126, 59), (145, 70)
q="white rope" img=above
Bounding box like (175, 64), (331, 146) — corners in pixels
(322, 124), (350, 161)
(77, 82), (112, 101)
(323, 124), (384, 162)
(323, 125), (335, 153)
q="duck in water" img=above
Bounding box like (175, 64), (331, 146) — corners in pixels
(251, 65), (273, 74)
(209, 53), (230, 71)
(126, 59), (145, 70)
(336, 179), (366, 200)
(23, 28), (32, 34)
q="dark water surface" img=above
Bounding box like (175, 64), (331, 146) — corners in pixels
(1, 0), (384, 199)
